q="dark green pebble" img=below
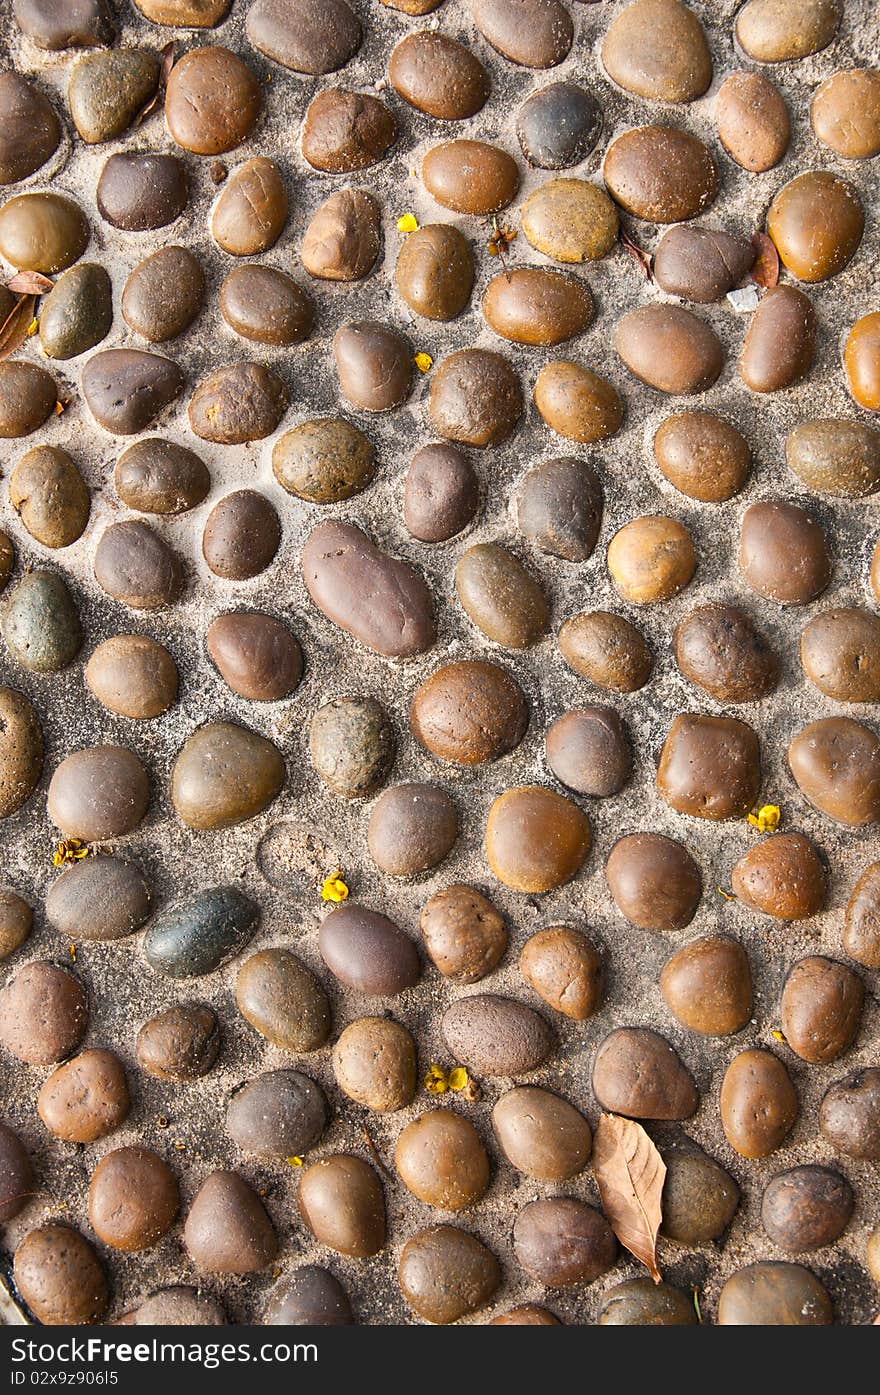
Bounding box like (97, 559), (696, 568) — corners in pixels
(1, 568), (82, 673)
(143, 885), (260, 979)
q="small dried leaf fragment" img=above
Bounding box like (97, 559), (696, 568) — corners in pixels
(0, 295), (36, 363)
(135, 41), (176, 127)
(6, 271), (54, 295)
(620, 228), (653, 281)
(593, 1113), (665, 1284)
(750, 233), (779, 288)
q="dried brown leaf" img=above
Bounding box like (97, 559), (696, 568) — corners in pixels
(620, 228), (653, 281)
(0, 295), (36, 363)
(135, 41), (176, 127)
(6, 271), (53, 295)
(750, 232), (779, 288)
(593, 1113), (665, 1284)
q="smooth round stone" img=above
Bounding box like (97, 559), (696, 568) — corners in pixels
(605, 832), (700, 931)
(171, 722), (285, 830)
(546, 707), (631, 798)
(675, 602), (778, 703)
(661, 935), (752, 1035)
(608, 515), (696, 604)
(134, 0), (232, 20)
(471, 0), (573, 69)
(846, 312), (880, 411)
(309, 697), (394, 798)
(0, 960), (87, 1065)
(593, 1027), (697, 1119)
(534, 361), (622, 442)
(188, 363), (287, 444)
(0, 363), (57, 438)
(9, 447), (88, 549)
(39, 263), (112, 360)
(246, 0), (361, 74)
(88, 1146), (178, 1252)
(819, 1068), (880, 1160)
(661, 1145), (740, 1243)
(97, 153), (188, 231)
(615, 304), (723, 394)
(493, 1086), (591, 1181)
(318, 904), (420, 997)
(604, 125), (717, 222)
(519, 926), (604, 1021)
(763, 1167), (854, 1253)
(334, 321), (411, 412)
(653, 225), (755, 303)
(220, 265), (313, 346)
(332, 1016), (416, 1110)
(419, 884), (507, 983)
(428, 349), (522, 447)
(516, 83), (602, 169)
(658, 713), (761, 821)
(789, 717), (880, 826)
(801, 608), (880, 702)
(94, 520), (183, 609)
(740, 285), (817, 393)
(721, 1050), (798, 1158)
(781, 956), (863, 1064)
(787, 419), (880, 497)
(598, 1280), (698, 1326)
(0, 72), (61, 184)
(739, 501), (830, 605)
(422, 139), (519, 214)
(145, 886), (260, 980)
(404, 443), (478, 542)
(302, 89), (396, 173)
(2, 570), (81, 672)
(812, 69), (880, 159)
(48, 745), (149, 841)
(718, 1263), (832, 1326)
(46, 855), (151, 942)
(514, 1199), (616, 1287)
(134, 1289), (226, 1326)
(399, 1227), (500, 1325)
(367, 782), (458, 878)
(301, 188), (380, 282)
(559, 611), (652, 692)
(490, 1307), (561, 1326)
(68, 49), (160, 143)
(227, 1070), (327, 1159)
(381, 0), (442, 10)
(521, 178), (619, 263)
(202, 490), (280, 581)
(302, 520), (435, 658)
(844, 863), (880, 968)
(396, 1110), (489, 1210)
(292, 1156), (379, 1264)
(83, 350), (183, 434)
(768, 172), (863, 283)
(14, 1224), (108, 1326)
(184, 1171), (277, 1274)
(115, 439), (209, 516)
(0, 1122), (32, 1222)
(0, 887), (32, 959)
(212, 158), (288, 255)
(602, 0), (711, 103)
(442, 993), (554, 1076)
(486, 785), (591, 893)
(483, 267), (592, 347)
(207, 612), (302, 702)
(136, 1002), (220, 1080)
(165, 47), (261, 154)
(717, 70), (790, 173)
(411, 659), (528, 765)
(264, 1268), (352, 1327)
(14, 0), (115, 47)
(390, 32), (488, 120)
(654, 411), (751, 502)
(455, 543), (549, 648)
(0, 687), (43, 817)
(122, 247), (204, 344)
(0, 193), (88, 274)
(735, 0), (841, 63)
(396, 224), (474, 321)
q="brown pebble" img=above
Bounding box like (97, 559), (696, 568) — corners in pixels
(89, 1146), (178, 1252)
(844, 862), (880, 968)
(788, 717), (880, 826)
(0, 1121), (32, 1222)
(165, 46), (261, 155)
(428, 348), (522, 448)
(768, 171), (863, 283)
(188, 362), (288, 445)
(94, 520), (183, 609)
(422, 139), (519, 215)
(136, 1002), (220, 1081)
(14, 1224), (108, 1326)
(592, 1026), (698, 1119)
(298, 1155), (385, 1257)
(534, 360), (623, 443)
(0, 960), (87, 1066)
(86, 636), (178, 720)
(521, 177), (619, 263)
(604, 125), (718, 223)
(367, 782), (458, 878)
(780, 956), (863, 1064)
(719, 1262), (833, 1326)
(47, 745), (150, 840)
(720, 1049), (798, 1158)
(455, 544), (549, 648)
(220, 265), (314, 347)
(558, 611), (653, 692)
(301, 188), (381, 282)
(740, 286), (817, 393)
(513, 1198), (616, 1287)
(819, 1068), (880, 1160)
(319, 903), (420, 998)
(812, 69), (880, 159)
(412, 660), (528, 765)
(38, 1049), (129, 1143)
(675, 603), (778, 703)
(0, 887), (31, 959)
(206, 612), (302, 703)
(396, 1110), (489, 1210)
(732, 833), (827, 921)
(660, 936), (753, 1036)
(0, 687), (43, 818)
(403, 443), (478, 542)
(332, 1016), (417, 1111)
(389, 31), (488, 120)
(442, 992), (555, 1077)
(602, 0), (711, 103)
(483, 268), (593, 347)
(184, 1170), (277, 1273)
(334, 321), (412, 412)
(171, 721), (285, 830)
(519, 925), (604, 1021)
(615, 304), (724, 394)
(736, 0), (840, 63)
(546, 707), (631, 798)
(761, 1165), (854, 1253)
(114, 438), (210, 517)
(302, 89), (396, 173)
(739, 501), (830, 606)
(493, 1086), (591, 1181)
(606, 832), (701, 931)
(122, 246), (204, 343)
(399, 1226), (500, 1325)
(716, 71), (790, 173)
(486, 785), (591, 893)
(419, 883), (507, 983)
(517, 456), (602, 562)
(396, 223), (474, 321)
(211, 157), (288, 255)
(658, 713), (761, 821)
(236, 948), (331, 1052)
(202, 490), (280, 581)
(607, 515), (696, 605)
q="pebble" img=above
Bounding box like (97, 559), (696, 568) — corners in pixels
(739, 500), (830, 605)
(136, 1002), (220, 1080)
(812, 69), (880, 159)
(615, 304), (723, 395)
(172, 722), (284, 830)
(486, 785), (590, 892)
(787, 419), (880, 498)
(97, 153), (188, 231)
(0, 192), (88, 274)
(411, 659), (528, 765)
(403, 443), (478, 541)
(741, 285), (817, 393)
(0, 72), (61, 184)
(604, 126), (718, 223)
(165, 47), (262, 154)
(220, 265), (313, 346)
(598, 1280), (697, 1326)
(429, 349), (522, 447)
(592, 1026), (698, 1119)
(716, 71), (790, 172)
(762, 1166), (854, 1252)
(184, 1171), (277, 1273)
(206, 611), (303, 702)
(37, 1049), (128, 1143)
(732, 833), (827, 921)
(299, 1155), (385, 1257)
(605, 832), (701, 931)
(212, 158), (288, 255)
(674, 602), (778, 702)
(654, 411), (751, 503)
(661, 1143), (740, 1243)
(492, 1086), (591, 1181)
(14, 0), (115, 48)
(0, 1122), (32, 1221)
(491, 1306), (560, 1326)
(396, 224), (474, 320)
(513, 1198), (616, 1287)
(0, 363), (58, 438)
(0, 686), (43, 816)
(68, 49), (160, 143)
(602, 0), (712, 103)
(202, 489), (280, 581)
(245, 0), (361, 74)
(264, 1267), (353, 1326)
(660, 935), (753, 1035)
(721, 1049), (798, 1158)
(302, 89), (396, 173)
(442, 992), (554, 1076)
(658, 713), (761, 820)
(236, 947), (331, 1051)
(519, 925), (604, 1020)
(845, 312), (880, 410)
(546, 707), (631, 798)
(14, 1223), (108, 1326)
(134, 1289), (226, 1326)
(319, 903), (420, 997)
(367, 782), (458, 878)
(10, 446), (89, 548)
(419, 883), (507, 982)
(844, 863), (880, 968)
(46, 855), (152, 941)
(653, 226), (755, 303)
(309, 696), (395, 798)
(607, 515), (697, 604)
(736, 0), (841, 63)
(114, 439), (210, 515)
(396, 1110), (489, 1209)
(819, 1068), (880, 1160)
(788, 717), (880, 826)
(226, 1069), (327, 1159)
(135, 0), (231, 20)
(0, 887), (32, 959)
(0, 960), (88, 1065)
(718, 1262), (832, 1326)
(189, 363), (285, 445)
(39, 263), (112, 360)
(516, 83), (602, 169)
(422, 139), (519, 214)
(455, 543), (549, 647)
(558, 610), (652, 691)
(518, 457), (601, 561)
(780, 955), (863, 1063)
(144, 885), (260, 979)
(122, 247), (204, 343)
(521, 178), (619, 263)
(302, 189), (381, 282)
(399, 1226), (499, 1324)
(332, 1016), (416, 1110)
(84, 350), (183, 434)
(471, 0), (573, 69)
(48, 745), (149, 840)
(483, 267), (592, 348)
(88, 1146), (178, 1252)
(534, 360), (622, 442)
(389, 32), (488, 120)
(768, 172), (863, 283)
(334, 321), (412, 411)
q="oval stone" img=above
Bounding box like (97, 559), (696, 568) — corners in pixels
(674, 602), (778, 703)
(2, 569), (82, 673)
(165, 46), (261, 155)
(787, 419), (880, 498)
(801, 608), (880, 702)
(188, 363), (287, 444)
(592, 1027), (698, 1119)
(237, 949), (331, 1051)
(788, 717), (880, 826)
(334, 321), (411, 412)
(245, 0), (361, 74)
(768, 171), (863, 283)
(136, 1004), (220, 1080)
(206, 612), (302, 703)
(411, 660), (528, 765)
(616, 304), (723, 395)
(396, 224), (474, 321)
(0, 687), (43, 818)
(211, 157), (288, 256)
(658, 713), (761, 821)
(367, 782), (458, 878)
(389, 32), (488, 120)
(736, 0), (841, 63)
(68, 49), (160, 144)
(422, 139), (519, 215)
(94, 520), (183, 609)
(47, 745), (150, 841)
(46, 856), (151, 942)
(442, 993), (554, 1076)
(0, 192), (88, 274)
(0, 72), (61, 184)
(534, 361), (622, 442)
(740, 286), (817, 393)
(309, 697), (394, 799)
(483, 268), (592, 347)
(0, 363), (58, 438)
(602, 0), (712, 103)
(171, 722), (285, 830)
(97, 153), (188, 231)
(220, 265), (313, 346)
(739, 500), (830, 605)
(121, 246), (204, 344)
(83, 350), (183, 434)
(144, 886), (260, 979)
(812, 69), (880, 159)
(604, 126), (718, 222)
(319, 903), (420, 997)
(845, 312), (880, 411)
(115, 439), (210, 516)
(516, 83), (602, 169)
(227, 1070), (327, 1159)
(301, 188), (380, 283)
(302, 89), (396, 173)
(471, 0), (573, 69)
(654, 411), (751, 502)
(486, 785), (591, 893)
(780, 956), (863, 1064)
(720, 1050), (799, 1158)
(521, 178), (619, 262)
(653, 225), (755, 303)
(404, 443), (478, 542)
(717, 71), (790, 173)
(455, 543), (550, 648)
(428, 349), (522, 447)
(660, 936), (752, 1035)
(39, 264), (113, 360)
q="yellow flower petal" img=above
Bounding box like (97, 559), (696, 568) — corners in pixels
(287, 1156), (304, 1167)
(27, 318), (38, 336)
(448, 1067), (469, 1091)
(748, 804), (781, 832)
(716, 887), (736, 901)
(397, 212), (419, 233)
(414, 352), (433, 374)
(425, 1064), (448, 1094)
(321, 873), (349, 903)
(771, 1030), (786, 1043)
